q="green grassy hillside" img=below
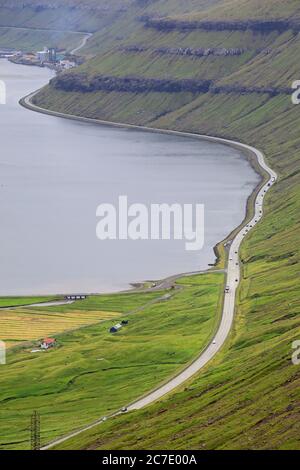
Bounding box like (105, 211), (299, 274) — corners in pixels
(33, 0), (300, 114)
(0, 26), (88, 52)
(0, 0), (223, 52)
(1, 0), (300, 450)
(0, 0), (133, 32)
(0, 0), (131, 50)
(181, 0), (300, 21)
(29, 0), (300, 450)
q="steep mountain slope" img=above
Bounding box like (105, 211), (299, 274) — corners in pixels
(181, 0), (300, 21)
(29, 0), (300, 450)
(34, 1), (297, 120)
(0, 0), (134, 50)
(0, 0), (223, 52)
(0, 0), (133, 32)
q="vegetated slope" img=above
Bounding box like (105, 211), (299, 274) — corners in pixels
(79, 0), (225, 55)
(0, 0), (131, 51)
(0, 27), (88, 52)
(33, 0), (300, 450)
(0, 0), (223, 53)
(0, 0), (133, 32)
(34, 5), (296, 120)
(180, 0), (300, 22)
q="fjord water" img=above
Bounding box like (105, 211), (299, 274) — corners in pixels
(0, 60), (259, 295)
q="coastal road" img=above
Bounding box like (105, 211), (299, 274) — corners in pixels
(126, 140), (277, 411)
(37, 126), (276, 448)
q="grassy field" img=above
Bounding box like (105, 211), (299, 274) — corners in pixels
(0, 296), (57, 308)
(43, 290), (163, 314)
(0, 289), (166, 349)
(0, 272), (224, 450)
(0, 308), (120, 349)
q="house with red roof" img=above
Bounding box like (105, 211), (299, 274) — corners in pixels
(40, 338), (56, 350)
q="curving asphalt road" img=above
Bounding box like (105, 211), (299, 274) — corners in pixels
(127, 139), (277, 410)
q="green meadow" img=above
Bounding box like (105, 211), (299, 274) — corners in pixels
(0, 297), (57, 308)
(0, 272), (223, 450)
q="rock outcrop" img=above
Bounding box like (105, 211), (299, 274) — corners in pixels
(211, 84), (291, 96)
(142, 17), (300, 33)
(120, 45), (246, 57)
(50, 73), (290, 96)
(51, 73), (212, 93)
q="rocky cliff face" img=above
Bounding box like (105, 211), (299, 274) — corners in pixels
(50, 72), (290, 97)
(143, 17), (300, 33)
(51, 73), (212, 94)
(120, 45), (246, 57)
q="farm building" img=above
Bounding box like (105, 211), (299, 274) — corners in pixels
(110, 320), (129, 333)
(65, 295), (87, 301)
(40, 338), (56, 350)
(110, 323), (122, 334)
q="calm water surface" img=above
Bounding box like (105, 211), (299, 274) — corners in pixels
(0, 60), (259, 295)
